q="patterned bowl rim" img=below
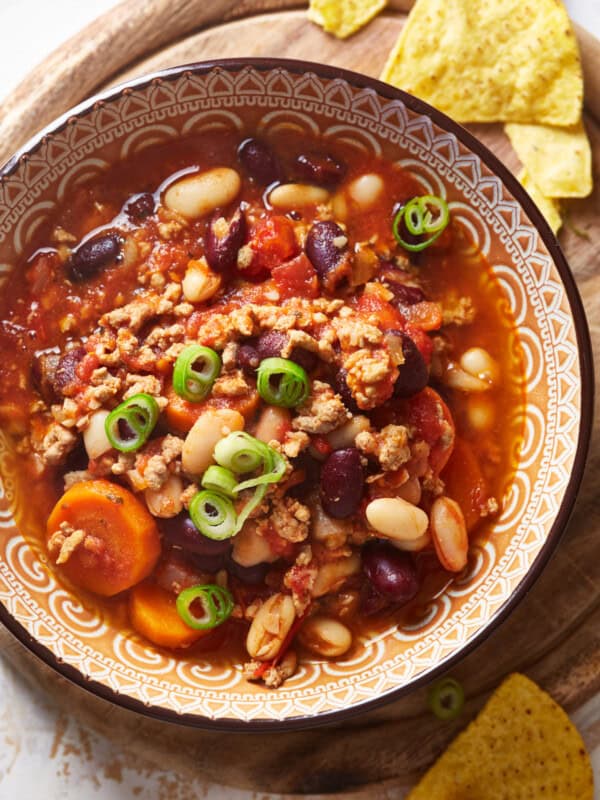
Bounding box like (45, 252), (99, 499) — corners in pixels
(0, 58), (594, 732)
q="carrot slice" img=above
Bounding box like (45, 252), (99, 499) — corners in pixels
(129, 582), (207, 649)
(165, 384), (260, 433)
(46, 480), (161, 597)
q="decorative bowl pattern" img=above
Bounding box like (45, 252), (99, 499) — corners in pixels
(0, 61), (592, 730)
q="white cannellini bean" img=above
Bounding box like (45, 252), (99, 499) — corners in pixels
(365, 497), (429, 542)
(182, 258), (221, 303)
(246, 593), (296, 661)
(254, 406), (291, 444)
(312, 553), (361, 598)
(232, 522), (279, 567)
(466, 394), (496, 432)
(182, 408), (244, 476)
(145, 474), (184, 519)
(430, 496), (468, 572)
(460, 347), (499, 385)
(326, 415), (370, 450)
(392, 531), (432, 553)
(83, 410), (111, 460)
(445, 363), (490, 393)
(163, 167), (241, 219)
(299, 616), (352, 658)
(268, 183), (330, 209)
(348, 173), (384, 210)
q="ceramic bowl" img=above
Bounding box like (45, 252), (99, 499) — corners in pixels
(0, 59), (592, 730)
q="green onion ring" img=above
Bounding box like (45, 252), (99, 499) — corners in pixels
(214, 431), (268, 475)
(427, 677), (465, 721)
(173, 344), (221, 402)
(104, 393), (159, 453)
(189, 490), (237, 540)
(393, 194), (450, 253)
(201, 465), (238, 498)
(176, 584), (234, 630)
(256, 357), (310, 408)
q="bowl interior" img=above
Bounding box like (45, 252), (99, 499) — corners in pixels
(0, 61), (588, 728)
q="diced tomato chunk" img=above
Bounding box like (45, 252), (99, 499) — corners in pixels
(402, 301), (443, 332)
(356, 291), (405, 331)
(407, 387), (455, 475)
(245, 215), (298, 276)
(272, 253), (319, 300)
(442, 438), (492, 532)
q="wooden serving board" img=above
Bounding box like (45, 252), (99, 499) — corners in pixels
(1, 2), (599, 796)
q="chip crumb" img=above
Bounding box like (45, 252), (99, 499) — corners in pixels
(308, 0), (386, 39)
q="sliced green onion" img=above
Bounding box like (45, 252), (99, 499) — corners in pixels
(428, 677), (465, 721)
(235, 484), (268, 533)
(213, 431), (287, 492)
(189, 490), (237, 540)
(393, 194), (450, 253)
(176, 584), (234, 630)
(256, 357), (309, 408)
(192, 432), (287, 541)
(234, 445), (287, 492)
(201, 465), (238, 498)
(173, 344), (221, 402)
(214, 431), (268, 475)
(104, 393), (159, 453)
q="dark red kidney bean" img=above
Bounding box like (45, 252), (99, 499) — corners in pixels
(385, 330), (429, 398)
(361, 582), (392, 616)
(237, 341), (260, 375)
(160, 514), (232, 572)
(238, 138), (281, 185)
(205, 207), (247, 275)
(256, 330), (287, 360)
(320, 448), (364, 519)
(53, 346), (86, 396)
(295, 152), (345, 187)
(67, 231), (122, 281)
(389, 282), (426, 307)
(334, 369), (360, 414)
(125, 192), (155, 222)
(290, 347), (317, 373)
(227, 557), (271, 585)
(362, 540), (420, 604)
(31, 351), (60, 403)
(305, 221), (349, 290)
(256, 331), (317, 372)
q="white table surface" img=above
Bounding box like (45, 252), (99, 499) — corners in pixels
(0, 2), (599, 798)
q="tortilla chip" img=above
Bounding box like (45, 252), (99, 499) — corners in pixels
(519, 170), (562, 235)
(307, 0), (386, 39)
(506, 121), (592, 199)
(380, 0), (583, 125)
(408, 674), (592, 800)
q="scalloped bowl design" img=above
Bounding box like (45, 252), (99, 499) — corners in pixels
(0, 60), (592, 730)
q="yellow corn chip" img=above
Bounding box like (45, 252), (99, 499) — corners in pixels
(380, 0), (583, 125)
(408, 674), (592, 799)
(307, 0), (387, 39)
(506, 121), (592, 199)
(519, 170), (562, 235)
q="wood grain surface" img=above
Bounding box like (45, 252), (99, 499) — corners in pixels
(0, 2), (599, 795)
